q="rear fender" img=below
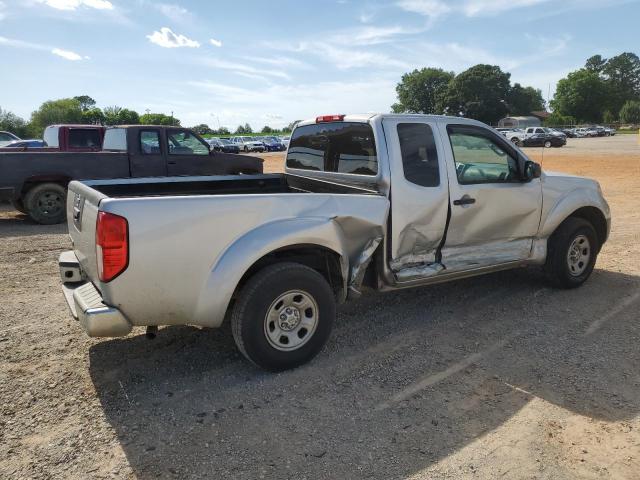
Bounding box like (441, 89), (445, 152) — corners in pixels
(193, 217), (351, 328)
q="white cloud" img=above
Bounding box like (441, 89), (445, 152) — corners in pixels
(0, 35), (89, 60)
(202, 57), (290, 80)
(395, 0), (451, 19)
(209, 38), (222, 47)
(397, 0), (551, 19)
(51, 47), (87, 60)
(146, 27), (200, 48)
(38, 0), (113, 11)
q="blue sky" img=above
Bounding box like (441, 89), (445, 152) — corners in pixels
(0, 0), (638, 129)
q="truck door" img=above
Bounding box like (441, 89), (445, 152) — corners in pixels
(130, 129), (168, 177)
(381, 117), (450, 276)
(439, 123), (542, 272)
(166, 129), (219, 176)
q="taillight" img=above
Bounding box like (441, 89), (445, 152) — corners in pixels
(96, 211), (128, 282)
(316, 114), (345, 123)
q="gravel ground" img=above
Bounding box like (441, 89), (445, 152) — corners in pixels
(1, 135), (639, 479)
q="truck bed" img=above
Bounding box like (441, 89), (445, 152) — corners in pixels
(66, 173), (388, 330)
(81, 173), (380, 198)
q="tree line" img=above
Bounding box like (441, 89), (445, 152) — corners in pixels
(0, 96), (294, 139)
(0, 96), (180, 138)
(392, 52), (640, 126)
(549, 52), (640, 125)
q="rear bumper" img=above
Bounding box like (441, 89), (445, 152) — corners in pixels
(59, 251), (132, 337)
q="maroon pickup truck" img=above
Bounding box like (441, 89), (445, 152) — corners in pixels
(0, 125), (263, 224)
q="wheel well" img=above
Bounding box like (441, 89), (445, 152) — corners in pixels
(21, 177), (70, 199)
(566, 207), (608, 251)
(233, 245), (344, 301)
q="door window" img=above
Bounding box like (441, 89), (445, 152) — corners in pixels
(397, 123), (440, 187)
(167, 130), (209, 155)
(140, 130), (161, 154)
(448, 125), (519, 185)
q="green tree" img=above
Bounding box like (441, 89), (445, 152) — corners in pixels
(261, 125), (273, 134)
(619, 100), (640, 124)
(507, 83), (545, 115)
(601, 52), (640, 114)
(139, 113), (180, 126)
(234, 124), (247, 134)
(442, 64), (511, 124)
(585, 55), (606, 74)
(192, 124), (213, 135)
(550, 69), (608, 123)
(29, 98), (84, 137)
(82, 107), (105, 125)
(214, 126), (230, 135)
(391, 67), (454, 114)
(602, 110), (617, 124)
(544, 112), (576, 127)
(73, 95), (97, 112)
(0, 107), (29, 137)
(103, 106), (140, 125)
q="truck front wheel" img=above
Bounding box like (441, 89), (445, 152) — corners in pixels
(545, 217), (598, 289)
(231, 262), (335, 371)
(24, 183), (67, 225)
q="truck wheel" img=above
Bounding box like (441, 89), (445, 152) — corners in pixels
(24, 183), (67, 225)
(545, 217), (598, 289)
(231, 262), (335, 371)
(511, 137), (521, 146)
(10, 199), (27, 214)
(544, 140), (552, 148)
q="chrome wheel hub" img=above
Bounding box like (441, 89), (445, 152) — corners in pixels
(567, 234), (591, 276)
(264, 290), (318, 351)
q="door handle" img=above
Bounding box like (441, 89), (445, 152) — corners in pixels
(453, 196), (476, 206)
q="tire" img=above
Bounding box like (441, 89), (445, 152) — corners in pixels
(231, 262), (336, 371)
(24, 183), (67, 225)
(244, 146), (249, 153)
(10, 198), (27, 214)
(545, 217), (598, 289)
(511, 137), (521, 146)
(544, 140), (552, 148)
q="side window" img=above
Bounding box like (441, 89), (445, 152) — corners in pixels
(140, 130), (160, 154)
(168, 130), (209, 155)
(397, 123), (440, 187)
(448, 125), (519, 185)
(68, 129), (101, 148)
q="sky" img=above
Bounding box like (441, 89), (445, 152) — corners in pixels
(0, 0), (638, 130)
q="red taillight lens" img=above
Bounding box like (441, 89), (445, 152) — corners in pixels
(96, 211), (128, 282)
(316, 114), (345, 123)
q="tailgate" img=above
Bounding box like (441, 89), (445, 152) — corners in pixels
(66, 180), (108, 282)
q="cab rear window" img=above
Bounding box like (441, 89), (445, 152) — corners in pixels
(286, 122), (377, 176)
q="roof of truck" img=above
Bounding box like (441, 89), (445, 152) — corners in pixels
(296, 113), (486, 128)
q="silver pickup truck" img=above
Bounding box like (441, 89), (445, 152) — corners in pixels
(60, 114), (610, 371)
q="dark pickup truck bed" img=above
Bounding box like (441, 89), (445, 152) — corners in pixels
(0, 125), (263, 224)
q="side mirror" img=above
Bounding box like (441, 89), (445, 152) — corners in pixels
(523, 160), (542, 181)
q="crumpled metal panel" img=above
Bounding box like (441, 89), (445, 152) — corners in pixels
(394, 261), (445, 282)
(349, 235), (383, 290)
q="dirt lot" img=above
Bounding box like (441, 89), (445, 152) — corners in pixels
(1, 135), (639, 479)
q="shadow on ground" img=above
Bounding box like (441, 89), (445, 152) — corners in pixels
(89, 267), (640, 479)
